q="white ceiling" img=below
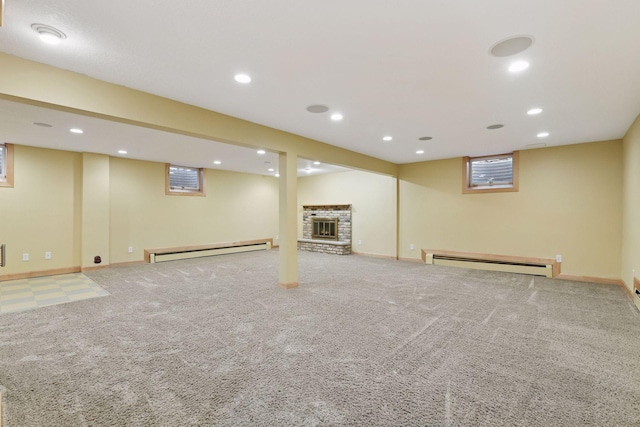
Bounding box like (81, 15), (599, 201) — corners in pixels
(0, 99), (349, 177)
(1, 0), (640, 174)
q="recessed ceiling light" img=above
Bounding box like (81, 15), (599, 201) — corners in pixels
(69, 128), (83, 134)
(306, 105), (329, 114)
(213, 160), (222, 165)
(33, 122), (52, 128)
(527, 108), (543, 115)
(257, 150), (266, 155)
(383, 136), (393, 141)
(486, 124), (504, 130)
(537, 132), (550, 138)
(118, 150), (127, 154)
(508, 61), (529, 72)
(416, 150), (425, 154)
(418, 136), (432, 141)
(234, 73), (251, 83)
(31, 23), (66, 45)
(490, 36), (534, 57)
(268, 168), (275, 172)
(330, 113), (343, 121)
(313, 161), (320, 165)
(275, 173), (280, 177)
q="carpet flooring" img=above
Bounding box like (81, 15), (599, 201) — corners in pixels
(0, 250), (639, 426)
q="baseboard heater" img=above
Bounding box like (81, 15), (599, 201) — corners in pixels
(422, 249), (559, 278)
(145, 239), (272, 264)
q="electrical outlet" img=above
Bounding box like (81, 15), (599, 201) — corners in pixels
(410, 244), (415, 251)
(45, 251), (52, 260)
(358, 240), (362, 245)
(275, 235), (279, 240)
(22, 253), (29, 261)
(556, 255), (562, 263)
(128, 246), (133, 253)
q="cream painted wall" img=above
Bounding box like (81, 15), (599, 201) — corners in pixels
(399, 140), (623, 279)
(0, 145), (81, 275)
(622, 114), (640, 290)
(297, 170), (397, 258)
(82, 153), (110, 268)
(109, 157), (279, 264)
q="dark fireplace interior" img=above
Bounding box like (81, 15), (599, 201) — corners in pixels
(312, 217), (338, 240)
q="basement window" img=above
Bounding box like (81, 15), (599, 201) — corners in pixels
(0, 143), (14, 188)
(463, 151), (518, 194)
(165, 164), (205, 196)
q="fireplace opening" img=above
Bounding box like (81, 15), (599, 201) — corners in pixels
(312, 217), (338, 240)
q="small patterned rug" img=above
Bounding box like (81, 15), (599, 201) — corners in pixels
(0, 273), (109, 315)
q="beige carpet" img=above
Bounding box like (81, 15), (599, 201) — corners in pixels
(0, 250), (639, 426)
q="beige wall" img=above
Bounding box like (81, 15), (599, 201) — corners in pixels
(0, 145), (280, 277)
(82, 153), (110, 268)
(622, 114), (640, 290)
(399, 140), (623, 279)
(109, 157), (279, 264)
(0, 145), (81, 275)
(297, 170), (397, 258)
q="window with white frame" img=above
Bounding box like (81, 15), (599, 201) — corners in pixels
(165, 164), (205, 196)
(462, 151), (518, 194)
(0, 143), (14, 188)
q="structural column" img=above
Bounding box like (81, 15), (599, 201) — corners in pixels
(81, 153), (110, 270)
(278, 151), (298, 289)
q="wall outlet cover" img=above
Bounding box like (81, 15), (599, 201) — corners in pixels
(45, 252), (52, 260)
(22, 253), (29, 261)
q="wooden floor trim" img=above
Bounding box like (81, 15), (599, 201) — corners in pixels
(351, 251), (397, 261)
(0, 266), (81, 282)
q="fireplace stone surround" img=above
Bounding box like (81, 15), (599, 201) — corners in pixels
(298, 205), (352, 255)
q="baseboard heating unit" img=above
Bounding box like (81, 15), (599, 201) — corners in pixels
(422, 249), (559, 278)
(145, 239), (272, 263)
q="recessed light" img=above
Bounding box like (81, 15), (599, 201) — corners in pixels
(31, 23), (66, 45)
(213, 160), (222, 165)
(118, 150), (127, 154)
(416, 150), (425, 154)
(275, 173), (280, 177)
(306, 105), (329, 113)
(527, 108), (543, 115)
(268, 168), (275, 172)
(69, 128), (83, 134)
(486, 124), (504, 130)
(257, 150), (266, 155)
(383, 136), (393, 141)
(33, 122), (52, 128)
(330, 113), (343, 121)
(508, 61), (529, 72)
(234, 73), (251, 83)
(490, 36), (534, 57)
(418, 136), (432, 141)
(537, 132), (550, 138)
(313, 161), (320, 165)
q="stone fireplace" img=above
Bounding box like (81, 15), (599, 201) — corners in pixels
(298, 205), (351, 255)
